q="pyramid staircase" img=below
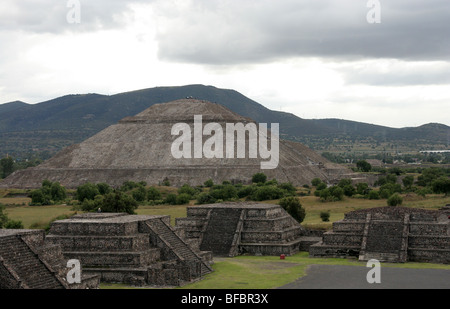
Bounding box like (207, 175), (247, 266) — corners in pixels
(45, 213), (212, 286)
(144, 218), (213, 277)
(0, 234), (65, 289)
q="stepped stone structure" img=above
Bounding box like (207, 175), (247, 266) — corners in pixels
(310, 207), (450, 263)
(175, 202), (318, 257)
(1, 99), (355, 189)
(45, 213), (213, 287)
(0, 229), (99, 289)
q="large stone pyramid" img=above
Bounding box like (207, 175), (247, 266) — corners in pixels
(2, 99), (353, 188)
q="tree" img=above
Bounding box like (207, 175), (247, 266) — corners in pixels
(204, 179), (214, 187)
(387, 193), (403, 206)
(279, 196), (306, 223)
(97, 183), (112, 195)
(252, 173), (267, 184)
(76, 183), (100, 202)
(320, 211), (330, 222)
(356, 160), (372, 172)
(402, 175), (414, 189)
(311, 178), (323, 187)
(431, 177), (450, 195)
(147, 187), (162, 201)
(86, 191), (138, 214)
(132, 186), (148, 202)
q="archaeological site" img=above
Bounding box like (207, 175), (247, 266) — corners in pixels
(0, 99), (355, 189)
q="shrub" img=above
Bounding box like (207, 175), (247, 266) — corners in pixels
(278, 182), (296, 195)
(337, 178), (352, 188)
(250, 185), (284, 201)
(196, 192), (216, 205)
(176, 193), (191, 205)
(252, 173), (267, 184)
(204, 179), (214, 187)
(76, 183), (100, 202)
(210, 184), (238, 201)
(98, 191), (138, 214)
(4, 220), (24, 229)
(147, 187), (162, 201)
(97, 182), (112, 195)
(320, 211), (330, 222)
(164, 193), (178, 205)
(356, 183), (370, 195)
(319, 186), (344, 202)
(368, 190), (380, 200)
(237, 185), (256, 198)
(316, 182), (327, 191)
(387, 193), (403, 206)
(178, 184), (198, 197)
(279, 196), (305, 223)
(132, 186), (147, 202)
(311, 178), (323, 187)
(120, 181), (141, 192)
(161, 178), (171, 186)
(342, 184), (356, 197)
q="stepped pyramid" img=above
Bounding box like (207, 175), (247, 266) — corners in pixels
(175, 202), (318, 257)
(45, 213), (213, 286)
(0, 229), (99, 289)
(309, 206), (450, 263)
(2, 99), (353, 188)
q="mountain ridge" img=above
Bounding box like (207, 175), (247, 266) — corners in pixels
(0, 84), (448, 158)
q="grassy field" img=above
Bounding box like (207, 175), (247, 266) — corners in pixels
(101, 251), (450, 289)
(2, 190), (449, 290)
(2, 191), (449, 230)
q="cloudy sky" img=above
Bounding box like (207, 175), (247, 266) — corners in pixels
(0, 0), (449, 128)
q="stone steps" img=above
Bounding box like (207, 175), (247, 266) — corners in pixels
(146, 219), (212, 277)
(0, 236), (64, 289)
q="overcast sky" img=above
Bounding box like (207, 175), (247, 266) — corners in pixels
(0, 0), (449, 128)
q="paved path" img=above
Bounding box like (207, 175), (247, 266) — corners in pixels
(279, 265), (450, 289)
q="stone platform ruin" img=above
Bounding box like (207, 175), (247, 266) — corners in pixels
(175, 203), (317, 257)
(309, 206), (450, 263)
(0, 229), (99, 289)
(45, 213), (213, 287)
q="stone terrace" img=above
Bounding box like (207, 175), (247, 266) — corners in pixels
(310, 206), (450, 263)
(45, 213), (213, 287)
(0, 229), (99, 289)
(175, 202), (317, 257)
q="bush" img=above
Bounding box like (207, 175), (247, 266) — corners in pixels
(120, 181), (141, 192)
(342, 184), (356, 197)
(311, 178), (323, 187)
(237, 185), (257, 198)
(279, 196), (305, 223)
(278, 182), (296, 195)
(196, 192), (216, 205)
(316, 182), (327, 191)
(81, 191), (138, 214)
(132, 186), (148, 202)
(320, 211), (330, 222)
(97, 183), (112, 195)
(176, 193), (191, 205)
(164, 193), (178, 205)
(387, 193), (403, 206)
(4, 220), (24, 229)
(76, 183), (100, 202)
(204, 179), (214, 187)
(178, 184), (198, 198)
(319, 186), (344, 202)
(368, 190), (380, 200)
(356, 183), (370, 195)
(250, 185), (285, 201)
(431, 177), (450, 195)
(147, 187), (162, 201)
(210, 184), (238, 201)
(252, 173), (267, 184)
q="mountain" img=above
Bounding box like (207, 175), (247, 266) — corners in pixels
(0, 84), (448, 158)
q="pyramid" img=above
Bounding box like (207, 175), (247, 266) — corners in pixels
(1, 99), (353, 188)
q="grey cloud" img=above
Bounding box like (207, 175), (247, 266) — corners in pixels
(340, 61), (450, 86)
(154, 0), (450, 64)
(0, 0), (150, 33)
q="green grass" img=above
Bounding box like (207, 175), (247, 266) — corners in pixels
(101, 252), (450, 289)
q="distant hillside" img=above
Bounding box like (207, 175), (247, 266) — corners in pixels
(0, 84), (448, 158)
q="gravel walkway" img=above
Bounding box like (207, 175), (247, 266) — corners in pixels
(279, 264), (450, 289)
